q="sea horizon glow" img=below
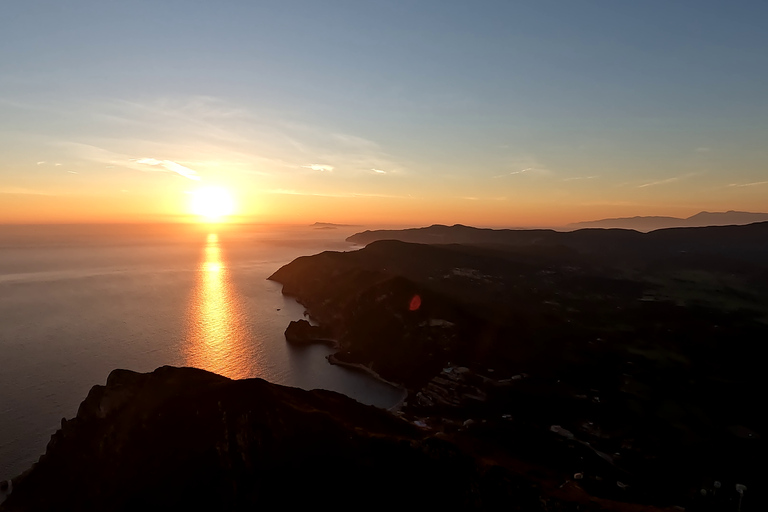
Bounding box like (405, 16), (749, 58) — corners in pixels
(1, 1), (767, 226)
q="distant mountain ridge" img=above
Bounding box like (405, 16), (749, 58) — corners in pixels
(311, 222), (360, 228)
(346, 221), (768, 266)
(568, 210), (768, 231)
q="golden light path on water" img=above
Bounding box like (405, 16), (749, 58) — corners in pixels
(184, 233), (253, 380)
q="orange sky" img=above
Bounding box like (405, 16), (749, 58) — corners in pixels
(3, 181), (766, 228)
(2, 3), (767, 227)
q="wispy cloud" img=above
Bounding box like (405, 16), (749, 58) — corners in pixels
(302, 164), (334, 172)
(563, 175), (599, 181)
(134, 158), (201, 180)
(492, 167), (533, 179)
(266, 189), (413, 199)
(579, 200), (640, 206)
(638, 177), (680, 188)
(36, 161), (46, 165)
(728, 181), (768, 188)
(491, 158), (555, 178)
(26, 96), (408, 186)
(458, 195), (507, 201)
(112, 99), (405, 177)
(331, 133), (378, 149)
(637, 173), (698, 188)
(67, 171), (79, 174)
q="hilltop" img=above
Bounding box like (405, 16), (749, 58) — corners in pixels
(346, 221), (768, 266)
(567, 210), (768, 231)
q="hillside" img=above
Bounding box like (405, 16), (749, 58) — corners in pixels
(567, 211), (768, 231)
(1, 367), (539, 511)
(346, 221), (768, 266)
(271, 224), (768, 510)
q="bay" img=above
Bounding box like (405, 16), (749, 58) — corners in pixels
(0, 223), (402, 480)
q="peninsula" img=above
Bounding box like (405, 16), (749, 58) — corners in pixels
(3, 223), (765, 511)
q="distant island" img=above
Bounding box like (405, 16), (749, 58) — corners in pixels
(311, 222), (361, 230)
(567, 210), (768, 231)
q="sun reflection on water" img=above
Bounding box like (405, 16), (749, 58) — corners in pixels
(185, 233), (251, 379)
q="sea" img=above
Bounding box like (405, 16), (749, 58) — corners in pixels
(0, 223), (403, 481)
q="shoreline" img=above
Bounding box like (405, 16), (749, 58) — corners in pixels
(326, 353), (408, 411)
(275, 290), (409, 411)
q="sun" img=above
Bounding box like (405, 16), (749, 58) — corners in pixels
(189, 187), (236, 221)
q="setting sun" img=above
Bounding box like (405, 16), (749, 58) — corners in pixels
(190, 187), (236, 221)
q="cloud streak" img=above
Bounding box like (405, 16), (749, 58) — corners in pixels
(266, 189), (413, 199)
(637, 173), (698, 188)
(728, 181), (768, 187)
(302, 164), (334, 172)
(134, 158), (201, 180)
(492, 167), (533, 179)
(34, 96), (409, 183)
(563, 175), (599, 181)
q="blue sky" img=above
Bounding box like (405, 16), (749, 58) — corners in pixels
(1, 1), (767, 225)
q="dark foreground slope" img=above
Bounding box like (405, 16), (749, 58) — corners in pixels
(270, 225), (768, 510)
(2, 366), (563, 511)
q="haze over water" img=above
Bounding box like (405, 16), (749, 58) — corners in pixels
(0, 224), (402, 479)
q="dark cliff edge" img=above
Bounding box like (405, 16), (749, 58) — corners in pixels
(0, 365), (570, 511)
(269, 225), (768, 511)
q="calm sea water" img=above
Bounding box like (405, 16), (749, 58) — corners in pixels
(0, 223), (402, 480)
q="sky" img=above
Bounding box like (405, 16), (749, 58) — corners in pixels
(1, 0), (767, 226)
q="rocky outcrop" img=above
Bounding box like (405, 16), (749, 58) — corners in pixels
(1, 366), (572, 512)
(284, 319), (334, 345)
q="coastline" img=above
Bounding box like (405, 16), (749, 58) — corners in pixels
(326, 353), (409, 411)
(0, 227), (393, 485)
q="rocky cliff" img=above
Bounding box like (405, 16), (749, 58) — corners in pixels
(1, 366), (570, 511)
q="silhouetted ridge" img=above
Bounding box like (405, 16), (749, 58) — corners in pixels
(568, 210), (768, 231)
(2, 366), (543, 511)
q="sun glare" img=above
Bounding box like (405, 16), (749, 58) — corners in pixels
(190, 187), (236, 221)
